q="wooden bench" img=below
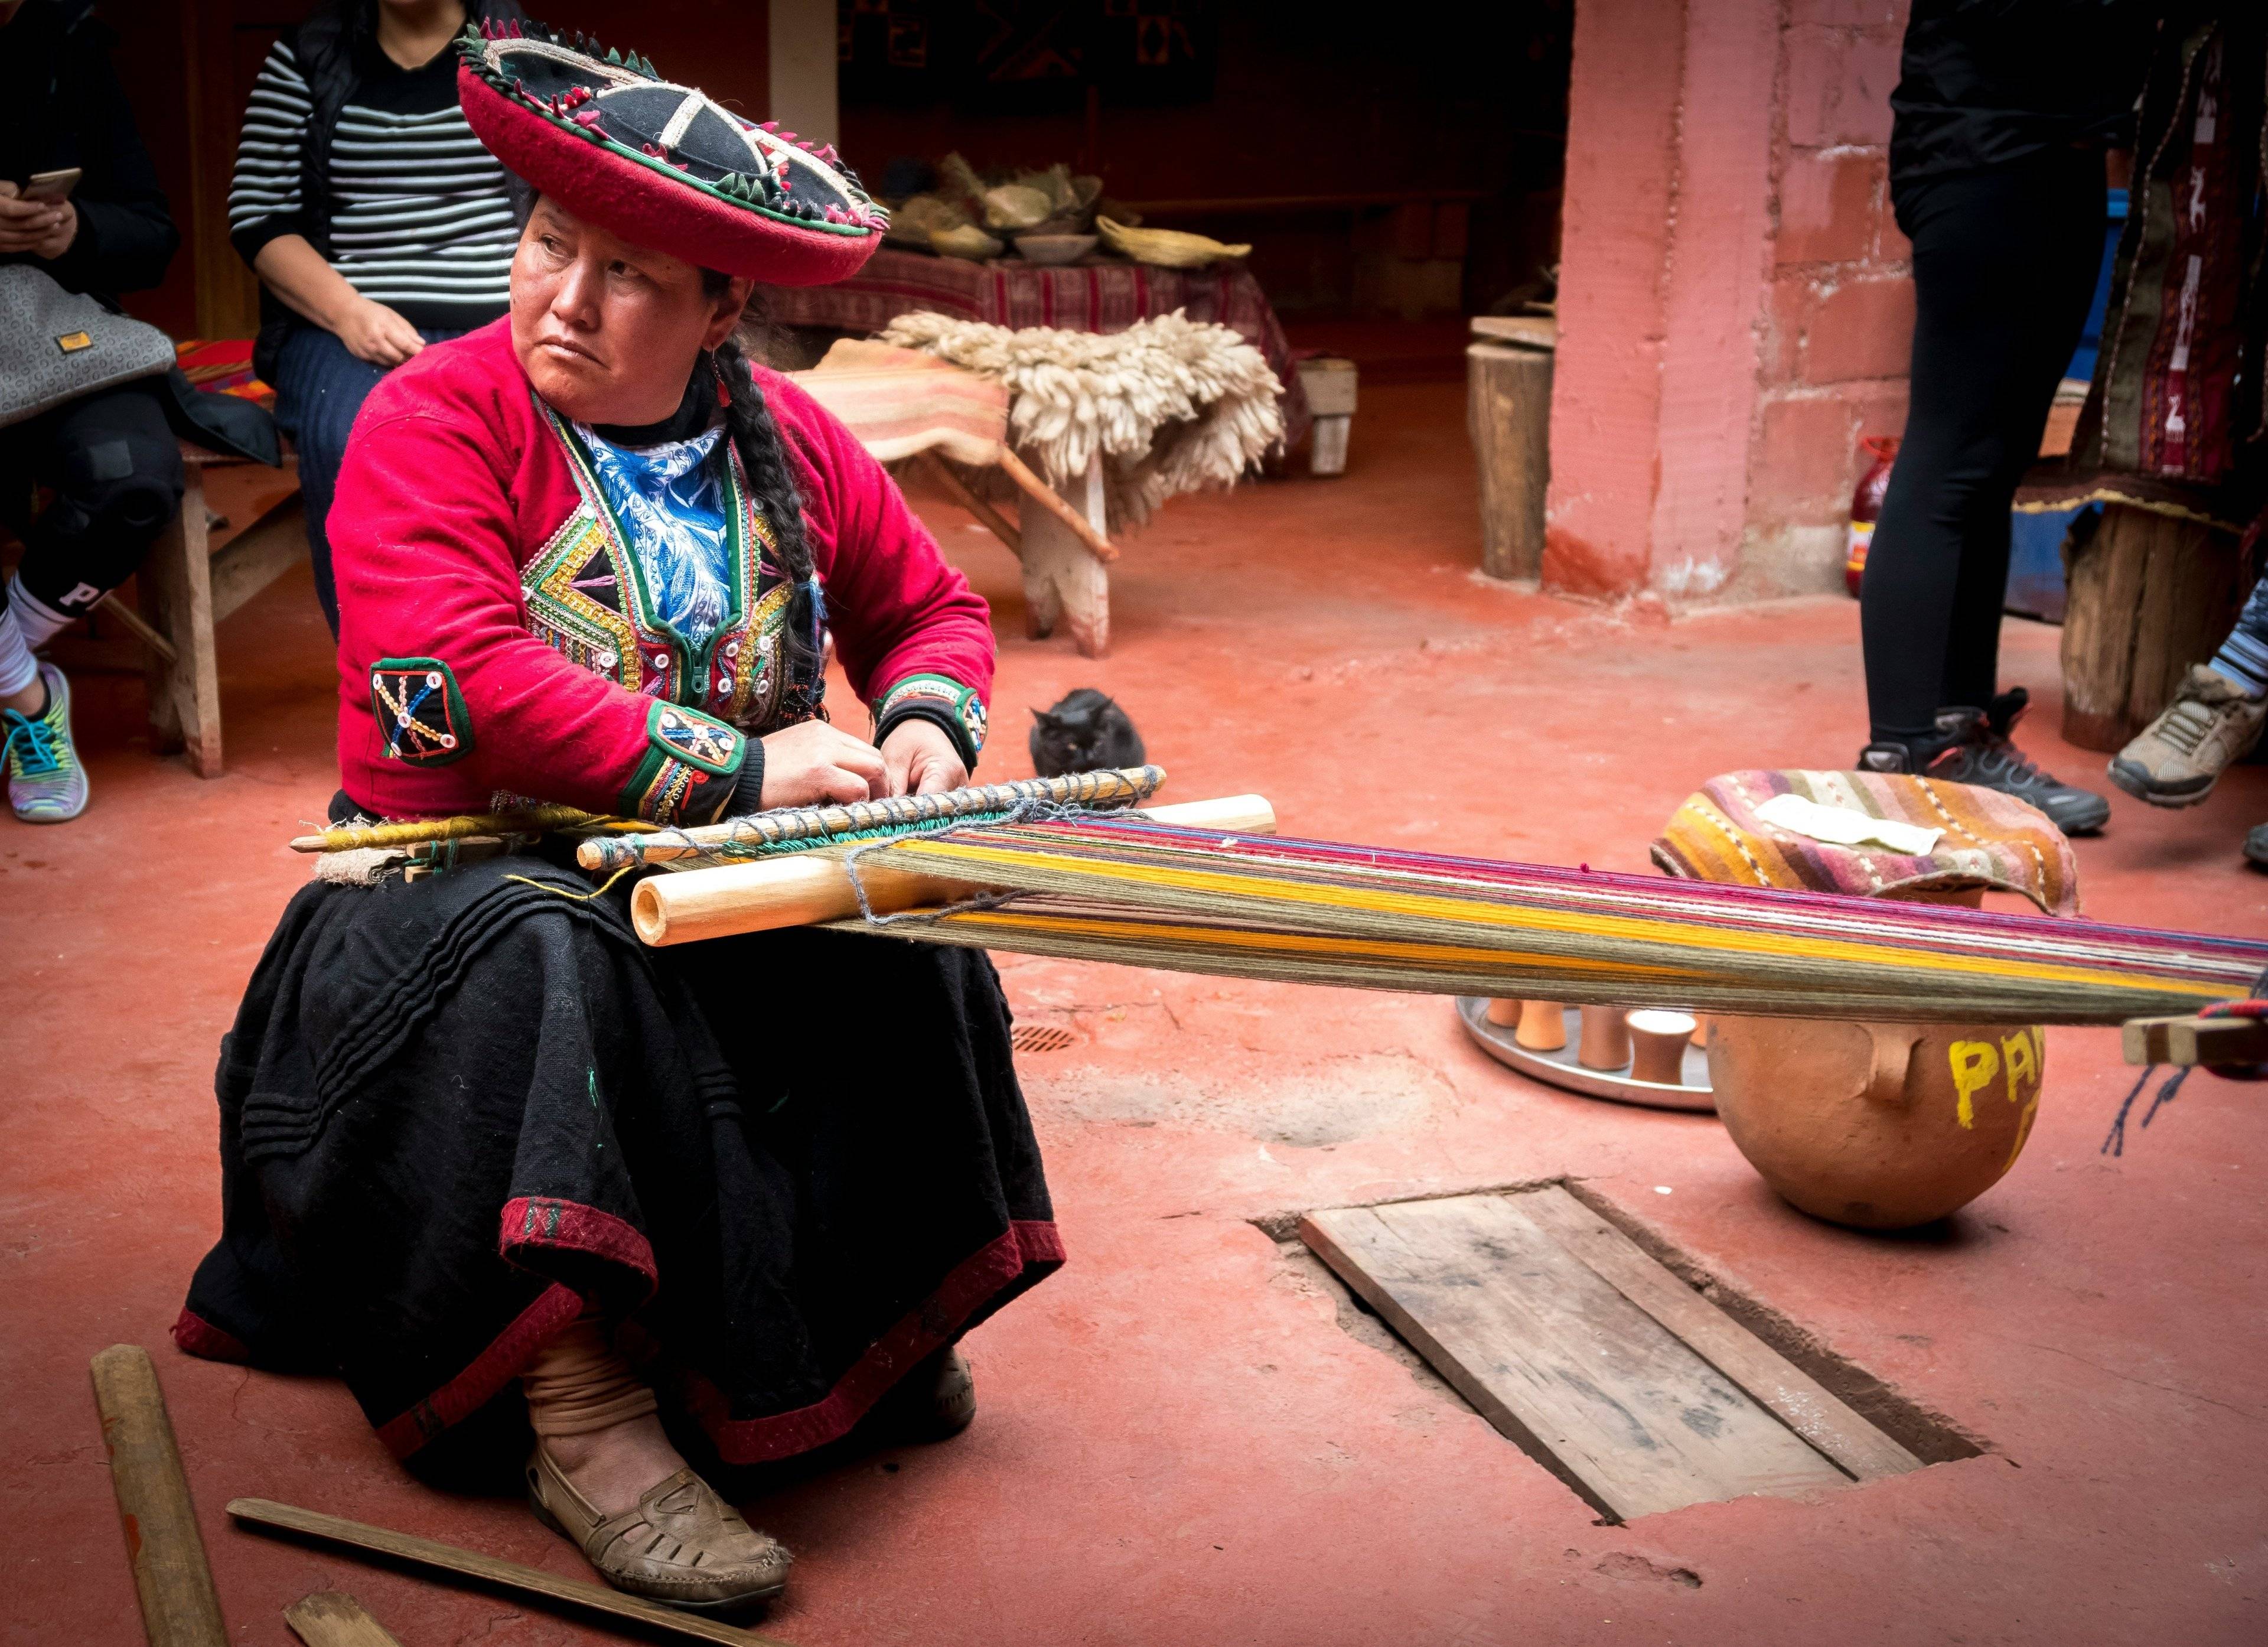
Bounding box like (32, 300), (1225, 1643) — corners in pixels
(103, 442), (308, 777)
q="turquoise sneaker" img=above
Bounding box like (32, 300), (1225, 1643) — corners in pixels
(4, 663), (89, 823)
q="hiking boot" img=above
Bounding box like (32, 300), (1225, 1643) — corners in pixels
(2106, 665), (2267, 808)
(4, 663), (87, 823)
(1858, 700), (2110, 835)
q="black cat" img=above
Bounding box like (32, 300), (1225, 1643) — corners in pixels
(1029, 689), (1146, 777)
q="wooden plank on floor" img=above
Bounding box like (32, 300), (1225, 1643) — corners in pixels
(285, 1591), (403, 1647)
(1301, 1194), (1851, 1521)
(1514, 1187), (1920, 1480)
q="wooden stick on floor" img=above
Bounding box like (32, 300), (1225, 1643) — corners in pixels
(915, 448), (1022, 556)
(284, 1592), (402, 1647)
(90, 1345), (229, 1647)
(230, 1499), (793, 1647)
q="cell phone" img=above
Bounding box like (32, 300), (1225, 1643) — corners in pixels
(24, 168), (80, 203)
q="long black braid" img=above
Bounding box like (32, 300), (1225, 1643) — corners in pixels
(705, 290), (826, 721)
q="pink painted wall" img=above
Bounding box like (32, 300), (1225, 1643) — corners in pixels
(1544, 0), (1914, 601)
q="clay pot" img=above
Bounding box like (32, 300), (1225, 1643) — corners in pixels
(1484, 998), (1523, 1027)
(1705, 1016), (2045, 1229)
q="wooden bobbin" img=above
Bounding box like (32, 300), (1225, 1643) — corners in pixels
(1576, 1005), (1631, 1072)
(1627, 1010), (1698, 1086)
(1514, 1000), (1567, 1052)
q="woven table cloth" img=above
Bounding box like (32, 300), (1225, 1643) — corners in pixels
(758, 248), (1311, 449)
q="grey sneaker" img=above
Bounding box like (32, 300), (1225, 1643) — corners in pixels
(3, 663), (88, 823)
(2107, 665), (2267, 808)
(2246, 823), (2268, 870)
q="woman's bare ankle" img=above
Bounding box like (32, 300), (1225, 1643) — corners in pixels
(539, 1412), (692, 1517)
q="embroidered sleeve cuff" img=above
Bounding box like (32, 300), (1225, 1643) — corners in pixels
(725, 735), (768, 816)
(872, 673), (987, 769)
(620, 701), (747, 825)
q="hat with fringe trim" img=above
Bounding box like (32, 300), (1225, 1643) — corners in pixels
(456, 18), (887, 286)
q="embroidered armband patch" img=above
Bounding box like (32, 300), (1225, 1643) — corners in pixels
(649, 702), (743, 774)
(370, 659), (473, 766)
(621, 701), (745, 825)
(875, 673), (988, 754)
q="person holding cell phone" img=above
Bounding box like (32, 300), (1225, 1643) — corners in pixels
(0, 0), (188, 823)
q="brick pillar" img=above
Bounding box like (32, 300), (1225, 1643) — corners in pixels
(1543, 0), (1915, 603)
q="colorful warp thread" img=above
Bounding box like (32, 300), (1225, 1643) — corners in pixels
(826, 819), (2268, 1026)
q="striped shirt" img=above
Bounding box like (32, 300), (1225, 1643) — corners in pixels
(229, 34), (517, 326)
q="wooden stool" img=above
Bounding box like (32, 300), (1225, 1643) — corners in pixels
(125, 442), (306, 777)
(2060, 501), (2254, 751)
(1467, 317), (1555, 582)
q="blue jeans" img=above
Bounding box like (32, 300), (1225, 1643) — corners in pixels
(272, 323), (465, 635)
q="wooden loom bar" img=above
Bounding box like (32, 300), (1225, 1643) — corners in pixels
(632, 794), (1279, 946)
(580, 766), (1166, 870)
(2123, 1013), (2268, 1067)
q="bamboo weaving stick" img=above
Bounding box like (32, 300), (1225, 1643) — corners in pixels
(633, 793), (1277, 946)
(579, 766), (1167, 870)
(90, 1345), (228, 1647)
(291, 805), (613, 854)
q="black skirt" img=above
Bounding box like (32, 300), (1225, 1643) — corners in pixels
(177, 854), (1060, 1463)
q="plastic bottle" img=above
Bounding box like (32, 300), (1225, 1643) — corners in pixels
(1845, 436), (1898, 597)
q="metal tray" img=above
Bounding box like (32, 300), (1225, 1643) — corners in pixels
(1455, 998), (1716, 1114)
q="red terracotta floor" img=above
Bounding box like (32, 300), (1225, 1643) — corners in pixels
(5, 382), (2266, 1646)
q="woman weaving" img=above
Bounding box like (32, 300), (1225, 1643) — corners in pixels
(176, 24), (1058, 1615)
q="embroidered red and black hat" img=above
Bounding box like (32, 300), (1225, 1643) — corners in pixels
(455, 19), (887, 287)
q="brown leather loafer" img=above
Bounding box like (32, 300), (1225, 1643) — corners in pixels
(527, 1447), (791, 1613)
(871, 1345), (976, 1442)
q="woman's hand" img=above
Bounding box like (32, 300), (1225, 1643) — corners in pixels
(0, 193), (74, 258)
(757, 720), (889, 808)
(334, 295), (426, 367)
(879, 717), (969, 798)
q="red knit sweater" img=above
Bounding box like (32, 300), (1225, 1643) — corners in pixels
(329, 320), (994, 822)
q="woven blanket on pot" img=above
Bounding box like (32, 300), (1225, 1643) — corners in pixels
(1650, 770), (2080, 917)
(874, 309), (1284, 533)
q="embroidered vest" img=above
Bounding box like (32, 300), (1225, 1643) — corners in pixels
(519, 404), (817, 738)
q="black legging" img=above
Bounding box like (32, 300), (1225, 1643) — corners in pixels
(1862, 152), (2106, 743)
(0, 377), (184, 623)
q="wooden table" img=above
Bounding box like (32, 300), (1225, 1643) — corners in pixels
(760, 248), (1313, 450)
